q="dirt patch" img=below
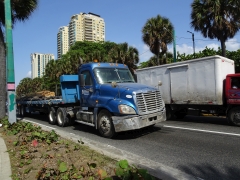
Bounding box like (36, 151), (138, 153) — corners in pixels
(1, 130), (117, 179)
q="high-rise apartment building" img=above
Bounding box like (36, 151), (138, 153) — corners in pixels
(57, 12), (105, 58)
(31, 53), (55, 79)
(68, 12), (105, 47)
(57, 26), (69, 59)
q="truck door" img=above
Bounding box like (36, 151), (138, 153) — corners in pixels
(227, 77), (240, 104)
(169, 65), (188, 104)
(80, 70), (96, 107)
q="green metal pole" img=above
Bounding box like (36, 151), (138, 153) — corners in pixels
(5, 0), (16, 123)
(173, 30), (176, 63)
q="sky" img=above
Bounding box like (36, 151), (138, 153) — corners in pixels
(11, 0), (240, 86)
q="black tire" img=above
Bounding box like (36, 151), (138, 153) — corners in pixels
(49, 107), (57, 125)
(97, 110), (116, 138)
(39, 112), (45, 115)
(56, 107), (69, 127)
(166, 106), (175, 120)
(175, 112), (187, 119)
(17, 106), (21, 117)
(174, 108), (187, 119)
(20, 105), (26, 117)
(228, 107), (240, 126)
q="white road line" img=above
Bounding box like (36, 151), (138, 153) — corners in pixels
(23, 119), (56, 130)
(163, 125), (240, 137)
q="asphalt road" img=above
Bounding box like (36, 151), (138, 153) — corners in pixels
(20, 114), (240, 180)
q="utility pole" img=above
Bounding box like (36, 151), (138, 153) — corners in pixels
(187, 31), (195, 58)
(163, 27), (177, 63)
(5, 0), (16, 123)
(173, 30), (176, 62)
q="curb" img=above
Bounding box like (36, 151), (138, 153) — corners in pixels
(0, 133), (12, 180)
(25, 119), (199, 180)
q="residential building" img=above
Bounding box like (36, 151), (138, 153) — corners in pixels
(57, 26), (69, 59)
(68, 12), (105, 47)
(31, 53), (55, 79)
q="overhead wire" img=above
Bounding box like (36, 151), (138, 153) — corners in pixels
(139, 35), (240, 55)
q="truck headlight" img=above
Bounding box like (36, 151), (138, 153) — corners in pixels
(118, 105), (136, 114)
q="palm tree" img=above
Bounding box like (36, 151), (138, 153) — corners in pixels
(31, 77), (44, 92)
(16, 77), (32, 97)
(0, 0), (38, 118)
(109, 43), (139, 75)
(44, 59), (61, 95)
(190, 0), (240, 57)
(142, 14), (174, 65)
(124, 46), (139, 75)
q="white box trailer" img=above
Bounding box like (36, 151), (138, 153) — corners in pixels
(136, 55), (236, 120)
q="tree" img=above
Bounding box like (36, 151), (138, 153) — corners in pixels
(190, 0), (240, 57)
(44, 59), (60, 95)
(108, 43), (139, 74)
(16, 77), (32, 97)
(142, 14), (174, 65)
(0, 0), (39, 118)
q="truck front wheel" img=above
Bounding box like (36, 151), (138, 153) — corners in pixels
(228, 107), (240, 126)
(97, 110), (116, 138)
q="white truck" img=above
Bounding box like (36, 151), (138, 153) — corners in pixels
(136, 55), (240, 126)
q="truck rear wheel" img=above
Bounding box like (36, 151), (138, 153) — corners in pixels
(49, 107), (57, 125)
(20, 105), (26, 117)
(97, 110), (116, 138)
(228, 107), (240, 126)
(57, 108), (69, 127)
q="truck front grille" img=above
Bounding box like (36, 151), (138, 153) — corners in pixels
(136, 90), (164, 115)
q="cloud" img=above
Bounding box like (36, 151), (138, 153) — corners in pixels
(139, 44), (153, 63)
(139, 39), (240, 63)
(169, 43), (219, 55)
(27, 71), (31, 78)
(226, 38), (240, 51)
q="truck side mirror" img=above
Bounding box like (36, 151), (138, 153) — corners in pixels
(158, 81), (162, 86)
(80, 74), (85, 87)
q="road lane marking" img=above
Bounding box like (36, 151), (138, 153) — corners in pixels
(23, 119), (56, 130)
(163, 125), (240, 137)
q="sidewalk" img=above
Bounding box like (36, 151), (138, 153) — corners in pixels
(0, 133), (12, 180)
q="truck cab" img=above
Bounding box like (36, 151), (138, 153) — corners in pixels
(225, 74), (240, 104)
(60, 62), (166, 138)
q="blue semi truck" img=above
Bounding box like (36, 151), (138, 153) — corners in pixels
(17, 63), (166, 138)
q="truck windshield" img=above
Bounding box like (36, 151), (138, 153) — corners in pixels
(94, 68), (135, 84)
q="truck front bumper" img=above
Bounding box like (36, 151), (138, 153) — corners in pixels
(112, 110), (166, 132)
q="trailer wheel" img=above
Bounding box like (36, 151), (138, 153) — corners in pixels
(17, 106), (21, 117)
(175, 111), (187, 119)
(166, 106), (175, 120)
(20, 105), (26, 117)
(97, 110), (116, 138)
(57, 107), (69, 127)
(228, 107), (240, 126)
(49, 107), (57, 125)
